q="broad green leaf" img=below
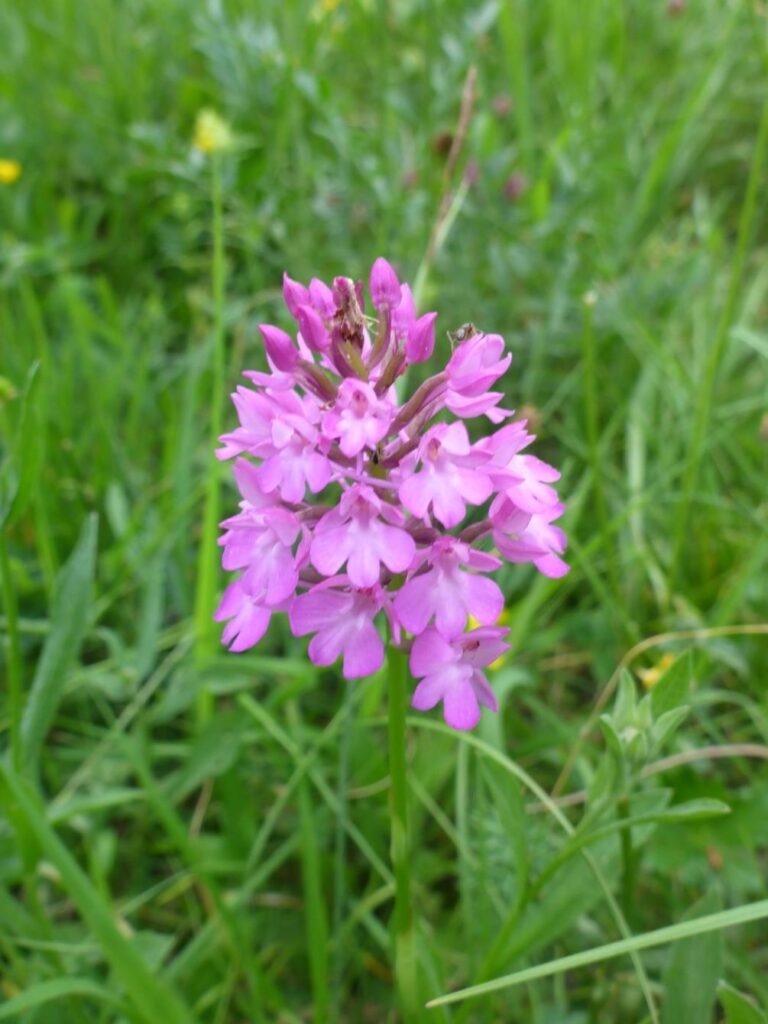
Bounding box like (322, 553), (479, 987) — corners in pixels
(650, 705), (691, 755)
(0, 978), (121, 1020)
(662, 889), (723, 1024)
(651, 651), (693, 717)
(0, 764), (193, 1024)
(21, 513), (98, 774)
(718, 981), (768, 1024)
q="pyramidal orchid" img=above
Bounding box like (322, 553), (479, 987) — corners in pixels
(215, 258), (569, 730)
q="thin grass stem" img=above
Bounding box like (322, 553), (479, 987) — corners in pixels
(193, 153), (226, 723)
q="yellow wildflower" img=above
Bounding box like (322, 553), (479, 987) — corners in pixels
(0, 159), (22, 185)
(637, 652), (676, 689)
(192, 110), (233, 155)
(468, 609), (510, 671)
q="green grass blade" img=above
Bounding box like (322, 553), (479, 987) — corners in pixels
(20, 512), (98, 776)
(670, 84), (768, 585)
(0, 763), (194, 1024)
(0, 978), (122, 1019)
(427, 899), (768, 1008)
(409, 718), (658, 1022)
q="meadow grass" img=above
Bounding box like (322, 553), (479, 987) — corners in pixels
(1, 0), (767, 1021)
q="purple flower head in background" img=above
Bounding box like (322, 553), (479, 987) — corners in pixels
(215, 258), (569, 730)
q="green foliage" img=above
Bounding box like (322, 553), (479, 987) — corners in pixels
(20, 513), (98, 776)
(661, 890), (723, 1024)
(1, 0), (767, 1021)
(718, 982), (768, 1024)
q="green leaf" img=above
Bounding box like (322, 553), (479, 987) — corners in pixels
(0, 764), (193, 1024)
(651, 651), (693, 717)
(718, 981), (768, 1024)
(662, 890), (723, 1024)
(599, 715), (625, 759)
(651, 798), (731, 823)
(20, 513), (98, 774)
(0, 978), (121, 1020)
(650, 705), (691, 755)
(0, 361), (41, 531)
(613, 669), (637, 728)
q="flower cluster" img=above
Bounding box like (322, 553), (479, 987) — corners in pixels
(215, 259), (568, 730)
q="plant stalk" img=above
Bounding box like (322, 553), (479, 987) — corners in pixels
(387, 647), (420, 1020)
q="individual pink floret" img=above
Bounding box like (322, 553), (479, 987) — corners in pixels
(322, 379), (393, 457)
(394, 537), (503, 638)
(215, 579), (274, 653)
(492, 497), (569, 579)
(446, 332), (511, 395)
(410, 626), (509, 730)
(398, 422), (492, 528)
(311, 485), (415, 588)
(289, 584), (384, 678)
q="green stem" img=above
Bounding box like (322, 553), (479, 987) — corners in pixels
(331, 683), (353, 1020)
(0, 530), (23, 773)
(288, 703), (329, 1024)
(193, 154), (226, 723)
(387, 648), (420, 1020)
(619, 795), (636, 924)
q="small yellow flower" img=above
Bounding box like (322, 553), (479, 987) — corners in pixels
(192, 109), (233, 155)
(637, 652), (676, 690)
(0, 159), (22, 185)
(468, 609), (510, 671)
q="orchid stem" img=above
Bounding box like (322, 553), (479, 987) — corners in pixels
(387, 646), (421, 1020)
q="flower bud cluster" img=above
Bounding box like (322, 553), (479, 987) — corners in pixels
(215, 258), (568, 730)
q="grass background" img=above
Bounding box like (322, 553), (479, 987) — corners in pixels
(1, 0), (767, 1020)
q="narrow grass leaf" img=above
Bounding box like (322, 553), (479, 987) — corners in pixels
(0, 764), (193, 1024)
(20, 512), (98, 775)
(0, 977), (122, 1019)
(0, 360), (40, 530)
(427, 898), (768, 1008)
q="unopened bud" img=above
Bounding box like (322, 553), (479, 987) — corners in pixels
(259, 324), (298, 371)
(406, 312), (437, 364)
(369, 257), (401, 310)
(296, 304), (330, 351)
(309, 278), (336, 318)
(283, 273), (310, 318)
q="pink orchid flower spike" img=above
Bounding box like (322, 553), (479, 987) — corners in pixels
(215, 258), (569, 731)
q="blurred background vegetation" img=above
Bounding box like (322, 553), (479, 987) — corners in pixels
(1, 0), (767, 1021)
